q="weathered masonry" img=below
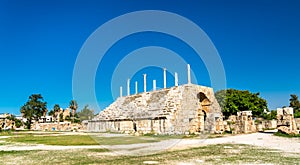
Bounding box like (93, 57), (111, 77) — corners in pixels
(88, 64), (223, 134)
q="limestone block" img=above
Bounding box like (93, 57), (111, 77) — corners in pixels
(283, 107), (294, 115)
(277, 108), (283, 115)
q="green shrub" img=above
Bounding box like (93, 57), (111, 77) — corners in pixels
(14, 119), (22, 128)
(294, 111), (300, 118)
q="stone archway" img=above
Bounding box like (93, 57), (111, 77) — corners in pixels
(198, 92), (211, 113)
(197, 92), (211, 132)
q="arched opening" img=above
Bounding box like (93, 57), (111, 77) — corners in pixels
(133, 122), (137, 132)
(197, 92), (211, 113)
(197, 92), (211, 132)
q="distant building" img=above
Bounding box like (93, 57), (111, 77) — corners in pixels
(39, 116), (53, 123)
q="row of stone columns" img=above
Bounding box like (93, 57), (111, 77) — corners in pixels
(120, 64), (192, 97)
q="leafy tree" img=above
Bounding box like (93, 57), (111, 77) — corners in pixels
(14, 119), (22, 128)
(77, 105), (95, 121)
(262, 110), (277, 120)
(20, 94), (47, 129)
(295, 112), (300, 118)
(69, 100), (78, 123)
(215, 89), (268, 118)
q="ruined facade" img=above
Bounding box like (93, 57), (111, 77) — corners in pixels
(31, 122), (84, 131)
(277, 107), (299, 135)
(234, 111), (256, 134)
(0, 114), (15, 130)
(223, 111), (256, 134)
(88, 84), (223, 134)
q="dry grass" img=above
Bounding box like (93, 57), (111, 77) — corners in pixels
(6, 134), (164, 146)
(0, 144), (299, 164)
(7, 135), (99, 145)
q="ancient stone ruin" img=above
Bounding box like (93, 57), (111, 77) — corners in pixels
(31, 122), (84, 132)
(234, 111), (256, 134)
(0, 113), (16, 130)
(88, 64), (223, 135)
(223, 111), (256, 134)
(277, 107), (299, 135)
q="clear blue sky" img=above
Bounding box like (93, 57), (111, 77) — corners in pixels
(1, 0), (299, 115)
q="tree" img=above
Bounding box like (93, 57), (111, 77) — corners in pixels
(289, 94), (300, 112)
(48, 110), (54, 116)
(215, 89), (268, 118)
(262, 110), (277, 120)
(77, 105), (95, 121)
(59, 113), (64, 122)
(69, 100), (78, 123)
(20, 94), (47, 129)
(53, 104), (61, 121)
(289, 94), (300, 118)
(14, 118), (22, 128)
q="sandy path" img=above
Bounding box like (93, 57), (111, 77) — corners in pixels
(175, 133), (300, 153)
(102, 133), (300, 155)
(0, 133), (299, 155)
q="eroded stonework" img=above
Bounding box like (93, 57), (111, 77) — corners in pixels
(88, 84), (223, 134)
(277, 107), (299, 135)
(234, 111), (256, 134)
(31, 122), (84, 131)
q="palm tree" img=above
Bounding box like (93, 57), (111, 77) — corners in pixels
(48, 110), (54, 117)
(69, 100), (78, 123)
(53, 104), (61, 122)
(289, 94), (300, 112)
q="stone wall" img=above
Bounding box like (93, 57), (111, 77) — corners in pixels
(0, 114), (16, 130)
(31, 122), (85, 132)
(258, 120), (277, 131)
(277, 107), (299, 134)
(88, 84), (222, 135)
(295, 118), (300, 130)
(233, 111), (256, 134)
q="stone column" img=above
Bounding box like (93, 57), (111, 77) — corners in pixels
(120, 86), (123, 97)
(127, 78), (130, 96)
(143, 74), (147, 92)
(187, 64), (191, 84)
(175, 72), (178, 86)
(163, 68), (167, 88)
(135, 81), (138, 94)
(153, 80), (156, 91)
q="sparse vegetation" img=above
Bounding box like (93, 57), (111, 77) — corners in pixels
(92, 136), (160, 145)
(7, 135), (99, 145)
(0, 130), (13, 135)
(5, 134), (169, 145)
(0, 144), (299, 164)
(274, 131), (300, 138)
